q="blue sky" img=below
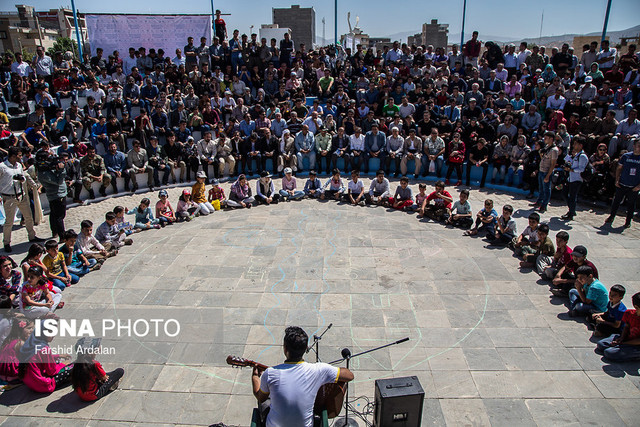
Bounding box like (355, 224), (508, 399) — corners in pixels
(6, 0), (639, 43)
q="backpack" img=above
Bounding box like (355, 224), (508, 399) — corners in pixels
(581, 161), (594, 182)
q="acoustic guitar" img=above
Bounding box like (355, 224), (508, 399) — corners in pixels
(226, 355), (346, 418)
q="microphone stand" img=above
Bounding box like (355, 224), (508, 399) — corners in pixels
(331, 337), (410, 427)
(307, 323), (332, 363)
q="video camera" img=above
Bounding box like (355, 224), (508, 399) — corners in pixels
(35, 150), (63, 172)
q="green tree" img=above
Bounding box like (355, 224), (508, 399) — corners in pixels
(46, 37), (79, 59)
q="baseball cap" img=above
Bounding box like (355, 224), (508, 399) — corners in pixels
(572, 245), (587, 257)
(182, 189), (191, 196)
(158, 189), (168, 197)
(59, 136), (68, 143)
(260, 171), (271, 178)
(584, 76), (593, 82)
(537, 78), (544, 83)
(187, 136), (194, 142)
(212, 178), (220, 185)
(284, 167), (292, 174)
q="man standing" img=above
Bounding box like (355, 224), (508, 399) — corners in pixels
(562, 138), (589, 221)
(184, 37), (197, 72)
(32, 46), (54, 86)
(214, 9), (228, 42)
(0, 147), (44, 252)
(605, 139), (640, 228)
(534, 131), (559, 213)
(463, 31), (481, 68)
(36, 150), (67, 240)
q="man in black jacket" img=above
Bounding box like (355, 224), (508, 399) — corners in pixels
(259, 128), (279, 174)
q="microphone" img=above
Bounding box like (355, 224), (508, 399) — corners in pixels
(394, 337), (410, 345)
(341, 347), (351, 360)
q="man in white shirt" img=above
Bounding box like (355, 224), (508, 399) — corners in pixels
(596, 40), (617, 72)
(252, 326), (354, 427)
(516, 42), (531, 69)
(0, 147), (44, 252)
(11, 52), (32, 77)
(349, 127), (366, 172)
(122, 48), (138, 76)
(547, 88), (567, 111)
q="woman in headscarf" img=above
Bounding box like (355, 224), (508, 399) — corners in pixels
(548, 110), (567, 132)
(587, 62), (604, 87)
(541, 64), (557, 83)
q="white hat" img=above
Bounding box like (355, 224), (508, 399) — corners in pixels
(585, 76), (593, 82)
(284, 167), (292, 174)
(196, 171), (207, 179)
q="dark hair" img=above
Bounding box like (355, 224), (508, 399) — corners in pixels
(538, 224), (550, 235)
(632, 292), (640, 308)
(332, 168), (340, 176)
(460, 189), (470, 196)
(72, 357), (103, 394)
(7, 146), (21, 158)
(283, 326), (308, 361)
(44, 239), (59, 250)
(81, 220), (93, 229)
(400, 176), (409, 183)
(528, 212), (541, 222)
(105, 212), (116, 221)
(27, 265), (44, 278)
(139, 198), (151, 213)
(376, 169), (385, 176)
(556, 231), (569, 242)
(610, 284), (626, 298)
(113, 206), (125, 215)
(435, 180), (445, 188)
(575, 265), (594, 277)
(503, 204), (513, 213)
(20, 244), (45, 266)
(63, 229), (78, 240)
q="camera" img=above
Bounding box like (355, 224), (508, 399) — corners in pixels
(12, 174), (25, 183)
(35, 151), (62, 172)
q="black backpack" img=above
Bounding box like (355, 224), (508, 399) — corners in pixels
(581, 161), (594, 182)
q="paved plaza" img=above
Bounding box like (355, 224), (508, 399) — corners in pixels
(0, 178), (638, 426)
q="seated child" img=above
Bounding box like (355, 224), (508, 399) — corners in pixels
(414, 183), (428, 216)
(113, 206), (136, 235)
(72, 337), (125, 402)
(0, 316), (33, 382)
(156, 190), (177, 225)
(127, 198), (161, 230)
(42, 239), (79, 291)
(256, 171), (280, 205)
(76, 220), (116, 264)
(279, 168), (305, 201)
(208, 179), (228, 208)
(20, 244), (46, 279)
(320, 169), (344, 201)
(228, 174), (256, 208)
(96, 212), (133, 248)
(589, 284), (627, 338)
(568, 265), (609, 317)
(551, 245), (599, 297)
(60, 230), (99, 275)
(176, 189), (200, 221)
(192, 172), (216, 214)
(446, 189), (473, 228)
(596, 292), (640, 362)
(519, 223), (555, 271)
(511, 212), (540, 255)
(466, 199), (498, 237)
(423, 180), (453, 221)
(304, 170), (323, 198)
(17, 329), (72, 393)
(20, 265), (63, 319)
(487, 204), (516, 244)
(388, 176), (414, 210)
(540, 231), (572, 280)
(345, 170), (365, 206)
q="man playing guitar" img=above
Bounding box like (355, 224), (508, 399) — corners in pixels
(251, 326), (354, 427)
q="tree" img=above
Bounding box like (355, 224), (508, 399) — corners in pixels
(46, 37), (79, 59)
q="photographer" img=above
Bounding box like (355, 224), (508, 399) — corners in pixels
(36, 150), (67, 240)
(0, 146), (44, 252)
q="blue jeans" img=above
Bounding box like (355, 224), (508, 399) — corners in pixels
(564, 180), (582, 216)
(67, 259), (96, 276)
(506, 167), (523, 185)
(279, 189), (305, 200)
(597, 334), (640, 362)
(51, 271), (80, 291)
(421, 155), (444, 177)
(536, 172), (552, 208)
(568, 288), (597, 315)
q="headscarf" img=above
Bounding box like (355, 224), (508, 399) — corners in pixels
(280, 129), (291, 152)
(541, 64), (557, 82)
(588, 62), (603, 81)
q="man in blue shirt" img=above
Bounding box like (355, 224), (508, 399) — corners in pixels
(104, 141), (130, 193)
(605, 139), (640, 228)
(140, 78), (159, 114)
(364, 123), (387, 175)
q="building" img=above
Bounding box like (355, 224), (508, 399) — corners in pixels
(340, 27), (369, 52)
(0, 4), (87, 55)
(259, 24), (292, 45)
(409, 19), (449, 48)
(272, 5), (315, 49)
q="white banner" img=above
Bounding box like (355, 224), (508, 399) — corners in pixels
(85, 14), (212, 57)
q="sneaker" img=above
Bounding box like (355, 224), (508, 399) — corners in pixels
(3, 245), (11, 253)
(624, 221), (632, 229)
(153, 224), (161, 229)
(358, 200), (365, 206)
(246, 203), (252, 209)
(90, 263), (101, 271)
(561, 213), (574, 221)
(29, 237), (45, 243)
(532, 202), (541, 208)
(124, 238), (133, 245)
(538, 207), (546, 213)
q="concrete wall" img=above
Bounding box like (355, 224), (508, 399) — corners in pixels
(272, 5), (315, 50)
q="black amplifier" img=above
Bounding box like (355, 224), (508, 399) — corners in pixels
(374, 376), (424, 427)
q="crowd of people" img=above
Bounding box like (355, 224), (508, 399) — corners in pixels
(1, 30), (638, 228)
(0, 28), (639, 411)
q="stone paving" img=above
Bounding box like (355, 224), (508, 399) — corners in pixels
(0, 177), (638, 426)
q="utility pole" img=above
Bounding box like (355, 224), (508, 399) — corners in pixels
(322, 17), (326, 46)
(334, 0), (338, 45)
(601, 0), (613, 43)
(460, 0), (467, 49)
(70, 0), (83, 61)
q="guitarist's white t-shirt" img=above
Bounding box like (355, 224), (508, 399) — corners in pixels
(260, 361), (340, 427)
